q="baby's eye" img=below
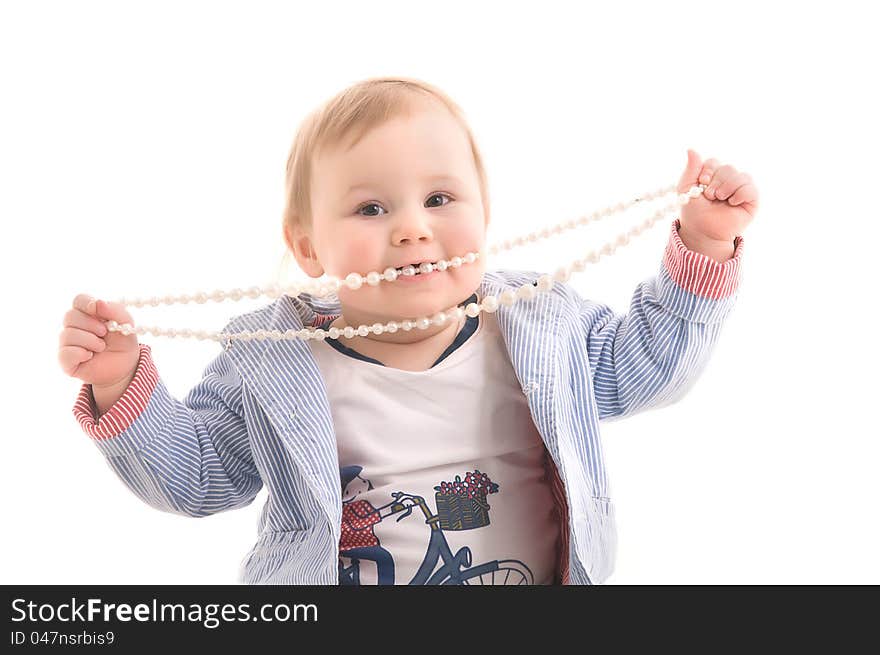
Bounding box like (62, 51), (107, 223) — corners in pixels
(356, 202), (385, 217)
(426, 192), (452, 208)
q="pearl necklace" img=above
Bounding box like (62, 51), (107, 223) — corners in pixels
(105, 183), (706, 346)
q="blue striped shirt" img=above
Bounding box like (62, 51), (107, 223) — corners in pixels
(73, 219), (744, 584)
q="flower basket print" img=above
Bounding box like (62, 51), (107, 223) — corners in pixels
(434, 470), (500, 531)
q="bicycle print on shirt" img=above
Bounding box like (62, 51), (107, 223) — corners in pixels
(338, 465), (535, 585)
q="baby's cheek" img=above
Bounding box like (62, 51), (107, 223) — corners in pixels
(333, 239), (383, 277)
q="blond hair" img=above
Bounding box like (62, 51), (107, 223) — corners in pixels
(278, 76), (490, 277)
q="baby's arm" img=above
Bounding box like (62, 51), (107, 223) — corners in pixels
(578, 219), (744, 422)
(72, 343), (263, 517)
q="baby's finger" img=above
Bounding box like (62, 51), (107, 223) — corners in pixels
(714, 172), (750, 201)
(72, 293), (97, 314)
(59, 326), (107, 353)
(704, 164), (737, 200)
(72, 294), (133, 325)
(58, 345), (94, 376)
(698, 158), (721, 186)
(94, 299), (134, 326)
(728, 183), (759, 207)
(63, 307), (109, 337)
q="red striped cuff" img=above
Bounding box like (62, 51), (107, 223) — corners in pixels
(663, 219), (744, 300)
(72, 344), (158, 440)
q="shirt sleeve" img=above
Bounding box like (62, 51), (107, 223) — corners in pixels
(72, 343), (263, 517)
(579, 218), (744, 421)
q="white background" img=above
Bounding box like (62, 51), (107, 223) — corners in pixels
(2, 0), (878, 584)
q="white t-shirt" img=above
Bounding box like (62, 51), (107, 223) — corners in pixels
(308, 309), (561, 585)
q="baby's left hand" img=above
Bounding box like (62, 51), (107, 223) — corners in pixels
(676, 149), (759, 244)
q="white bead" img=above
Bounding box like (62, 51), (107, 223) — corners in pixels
(615, 233), (629, 247)
(356, 325), (369, 336)
(328, 327), (340, 339)
(283, 329), (297, 340)
(432, 311), (447, 326)
(572, 259), (586, 272)
(179, 328), (193, 339)
(689, 185), (703, 198)
(246, 286), (261, 299)
(264, 285), (280, 299)
(343, 326), (355, 339)
(416, 317), (430, 330)
(195, 330), (208, 340)
(163, 295), (176, 305)
(586, 250), (600, 263)
(678, 193), (690, 206)
(482, 295), (499, 313)
(516, 284), (537, 300)
(229, 288), (243, 301)
(107, 320), (118, 329)
(210, 290), (225, 303)
(401, 320), (414, 331)
(313, 330), (327, 341)
(345, 273), (363, 290)
(450, 257), (462, 268)
(464, 302), (481, 318)
(436, 260), (448, 272)
(383, 267), (398, 282)
(463, 252), (476, 264)
(539, 228), (551, 238)
(536, 275), (554, 292)
(419, 262), (433, 274)
(499, 289), (517, 306)
(553, 266), (571, 283)
(366, 272), (382, 286)
(600, 243), (614, 256)
(451, 307), (464, 320)
(371, 322), (384, 334)
(385, 322), (399, 333)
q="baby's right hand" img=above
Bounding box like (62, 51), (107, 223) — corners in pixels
(58, 294), (140, 389)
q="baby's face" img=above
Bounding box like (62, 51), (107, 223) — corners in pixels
(291, 101), (488, 332)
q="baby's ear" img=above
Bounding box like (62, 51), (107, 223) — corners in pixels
(285, 223), (324, 278)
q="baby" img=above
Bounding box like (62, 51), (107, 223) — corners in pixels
(58, 76), (758, 585)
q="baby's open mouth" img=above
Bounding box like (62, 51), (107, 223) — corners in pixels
(395, 261), (439, 276)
